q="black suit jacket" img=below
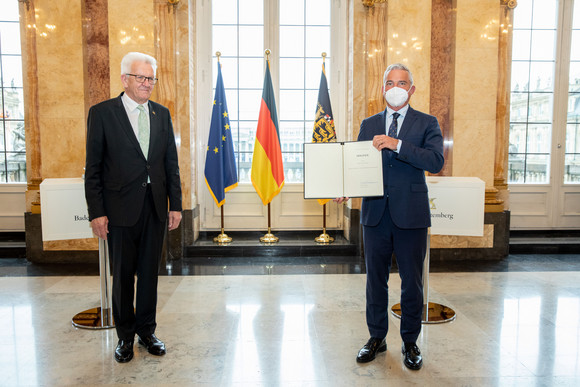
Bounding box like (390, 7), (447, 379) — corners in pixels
(85, 93), (182, 227)
(357, 106), (444, 229)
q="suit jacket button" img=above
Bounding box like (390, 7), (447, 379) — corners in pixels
(142, 182), (147, 187)
(147, 165), (151, 170)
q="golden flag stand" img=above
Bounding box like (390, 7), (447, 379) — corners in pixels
(260, 203), (279, 243)
(315, 203), (334, 244)
(214, 205), (232, 244)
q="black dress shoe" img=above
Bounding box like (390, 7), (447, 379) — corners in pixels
(138, 333), (166, 356)
(356, 337), (387, 363)
(114, 339), (134, 363)
(402, 342), (423, 370)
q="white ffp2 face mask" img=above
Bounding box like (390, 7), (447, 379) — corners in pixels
(384, 86), (409, 107)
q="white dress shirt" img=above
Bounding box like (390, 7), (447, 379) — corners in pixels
(121, 92), (149, 140)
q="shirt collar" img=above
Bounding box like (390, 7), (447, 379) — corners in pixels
(122, 92), (148, 113)
(386, 104), (409, 119)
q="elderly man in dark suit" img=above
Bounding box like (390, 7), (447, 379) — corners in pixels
(85, 52), (182, 363)
(337, 63), (443, 369)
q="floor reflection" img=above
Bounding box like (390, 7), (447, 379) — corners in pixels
(225, 304), (261, 383)
(279, 304), (316, 382)
(1, 255), (580, 385)
(163, 257), (365, 276)
(0, 305), (38, 386)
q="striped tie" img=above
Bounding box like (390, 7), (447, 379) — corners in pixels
(137, 105), (149, 159)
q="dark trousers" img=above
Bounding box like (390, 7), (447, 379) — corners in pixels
(363, 203), (427, 343)
(108, 187), (165, 341)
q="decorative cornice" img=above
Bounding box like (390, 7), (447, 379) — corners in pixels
(17, 0), (30, 11)
(167, 0), (179, 12)
(362, 0), (387, 8)
(501, 0), (517, 9)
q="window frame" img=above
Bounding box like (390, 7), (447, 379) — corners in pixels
(0, 11), (26, 184)
(195, 0), (347, 231)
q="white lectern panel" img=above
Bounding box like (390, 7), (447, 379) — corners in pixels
(427, 177), (485, 237)
(40, 178), (94, 241)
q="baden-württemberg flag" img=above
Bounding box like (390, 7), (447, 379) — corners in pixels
(204, 62), (238, 207)
(312, 62), (336, 143)
(251, 60), (285, 205)
(312, 61), (336, 205)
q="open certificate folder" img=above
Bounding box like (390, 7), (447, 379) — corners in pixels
(303, 141), (384, 199)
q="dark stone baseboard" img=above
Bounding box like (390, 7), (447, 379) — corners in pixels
(509, 229), (580, 254)
(430, 211), (510, 261)
(22, 209), (511, 263)
(166, 208), (195, 260)
(25, 212), (98, 264)
(185, 230), (358, 258)
(25, 209), (197, 264)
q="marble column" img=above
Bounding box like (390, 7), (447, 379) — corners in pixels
(492, 0), (517, 212)
(349, 0), (367, 143)
(19, 0), (42, 214)
(365, 2), (388, 117)
(153, 0), (194, 256)
(153, 0), (177, 116)
(430, 0), (456, 177)
(81, 0), (110, 115)
(43, 0), (110, 252)
(347, 0), (387, 214)
(174, 0), (196, 244)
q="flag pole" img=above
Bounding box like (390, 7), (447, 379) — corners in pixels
(210, 51), (233, 245)
(256, 48), (279, 243)
(214, 205), (232, 244)
(315, 202), (334, 244)
(314, 52), (334, 244)
(260, 202), (279, 243)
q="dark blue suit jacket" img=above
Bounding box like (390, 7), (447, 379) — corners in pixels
(358, 106), (444, 229)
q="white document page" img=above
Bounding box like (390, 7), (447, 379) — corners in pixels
(303, 142), (344, 199)
(343, 141), (383, 197)
(303, 141), (383, 198)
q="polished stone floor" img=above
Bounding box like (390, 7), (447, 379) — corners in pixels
(1, 254), (580, 386)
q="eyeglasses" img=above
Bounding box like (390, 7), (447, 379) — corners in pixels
(126, 73), (158, 85)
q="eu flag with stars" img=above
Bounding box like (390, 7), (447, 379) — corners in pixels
(204, 62), (238, 207)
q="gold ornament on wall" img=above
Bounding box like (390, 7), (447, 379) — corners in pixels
(167, 0), (179, 12)
(362, 0), (388, 8)
(501, 0), (517, 8)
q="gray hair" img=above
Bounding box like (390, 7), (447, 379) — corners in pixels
(382, 63), (414, 87)
(121, 52), (157, 76)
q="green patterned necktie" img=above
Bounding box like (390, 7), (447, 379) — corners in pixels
(137, 104), (149, 159)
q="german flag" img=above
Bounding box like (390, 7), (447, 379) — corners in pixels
(251, 60), (284, 205)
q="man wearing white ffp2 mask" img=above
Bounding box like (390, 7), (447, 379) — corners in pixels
(384, 85), (411, 108)
(335, 63), (444, 370)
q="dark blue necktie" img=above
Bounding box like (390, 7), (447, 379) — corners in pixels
(388, 112), (400, 138)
